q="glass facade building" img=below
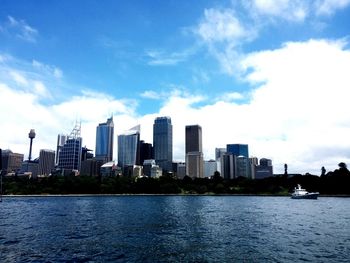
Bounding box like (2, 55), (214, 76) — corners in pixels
(95, 116), (114, 162)
(57, 137), (82, 171)
(226, 144), (249, 158)
(153, 117), (173, 172)
(57, 123), (83, 172)
(117, 125), (140, 168)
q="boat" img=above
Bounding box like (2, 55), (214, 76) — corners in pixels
(291, 184), (319, 199)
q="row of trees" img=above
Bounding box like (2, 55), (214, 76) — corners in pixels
(2, 163), (350, 195)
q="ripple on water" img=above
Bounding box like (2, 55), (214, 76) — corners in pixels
(1, 196), (349, 262)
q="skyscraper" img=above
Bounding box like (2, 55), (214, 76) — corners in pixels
(38, 149), (55, 176)
(57, 123), (82, 172)
(185, 125), (202, 154)
(185, 125), (203, 178)
(95, 116), (114, 162)
(140, 140), (153, 166)
(56, 134), (67, 165)
(226, 144), (249, 158)
(153, 117), (173, 172)
(117, 125), (140, 168)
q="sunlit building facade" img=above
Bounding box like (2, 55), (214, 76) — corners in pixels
(118, 125), (140, 168)
(95, 116), (114, 163)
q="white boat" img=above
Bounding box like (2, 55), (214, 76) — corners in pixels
(291, 184), (319, 199)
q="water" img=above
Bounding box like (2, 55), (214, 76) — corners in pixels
(0, 196), (349, 262)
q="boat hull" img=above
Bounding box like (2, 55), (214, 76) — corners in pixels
(291, 193), (319, 199)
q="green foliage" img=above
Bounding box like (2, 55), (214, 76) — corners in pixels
(2, 166), (350, 195)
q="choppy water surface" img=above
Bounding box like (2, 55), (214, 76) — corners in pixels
(1, 196), (349, 262)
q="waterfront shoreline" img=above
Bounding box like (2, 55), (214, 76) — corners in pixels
(2, 194), (350, 197)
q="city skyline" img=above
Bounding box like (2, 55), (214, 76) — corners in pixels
(1, 1), (350, 174)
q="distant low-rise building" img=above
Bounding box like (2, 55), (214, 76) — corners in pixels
(1, 150), (24, 174)
(173, 162), (186, 179)
(204, 160), (217, 178)
(255, 158), (273, 179)
(81, 158), (104, 176)
(100, 161), (121, 177)
(143, 159), (156, 177)
(151, 165), (162, 178)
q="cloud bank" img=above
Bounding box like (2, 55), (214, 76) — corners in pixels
(1, 38), (350, 174)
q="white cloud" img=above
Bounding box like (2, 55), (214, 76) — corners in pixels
(140, 90), (160, 99)
(32, 60), (63, 79)
(248, 0), (308, 22)
(33, 81), (51, 98)
(146, 48), (194, 66)
(10, 70), (28, 86)
(0, 82), (138, 161)
(195, 1), (350, 76)
(315, 0), (350, 16)
(197, 8), (251, 43)
(4, 16), (38, 42)
(2, 38), (350, 175)
(216, 92), (245, 102)
(245, 0), (350, 21)
(137, 39), (350, 174)
(195, 8), (255, 75)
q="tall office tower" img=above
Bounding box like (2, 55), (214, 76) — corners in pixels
(28, 129), (36, 161)
(95, 116), (114, 163)
(57, 123), (83, 171)
(117, 125), (140, 168)
(221, 153), (235, 180)
(56, 134), (68, 165)
(185, 125), (202, 154)
(140, 141), (153, 166)
(226, 144), (249, 158)
(215, 148), (226, 174)
(38, 149), (55, 176)
(185, 125), (203, 178)
(153, 117), (173, 172)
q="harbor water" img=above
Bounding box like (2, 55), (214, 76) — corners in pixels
(1, 196), (349, 262)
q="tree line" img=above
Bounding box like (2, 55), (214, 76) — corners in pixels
(2, 163), (350, 195)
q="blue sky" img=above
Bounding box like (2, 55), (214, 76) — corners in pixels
(1, 0), (350, 174)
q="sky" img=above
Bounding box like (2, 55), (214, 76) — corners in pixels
(1, 0), (350, 175)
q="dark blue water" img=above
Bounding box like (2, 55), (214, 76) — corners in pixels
(1, 196), (349, 262)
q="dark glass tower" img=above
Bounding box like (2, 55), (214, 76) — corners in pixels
(185, 125), (203, 178)
(185, 125), (202, 154)
(95, 116), (114, 162)
(153, 117), (173, 172)
(140, 141), (154, 165)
